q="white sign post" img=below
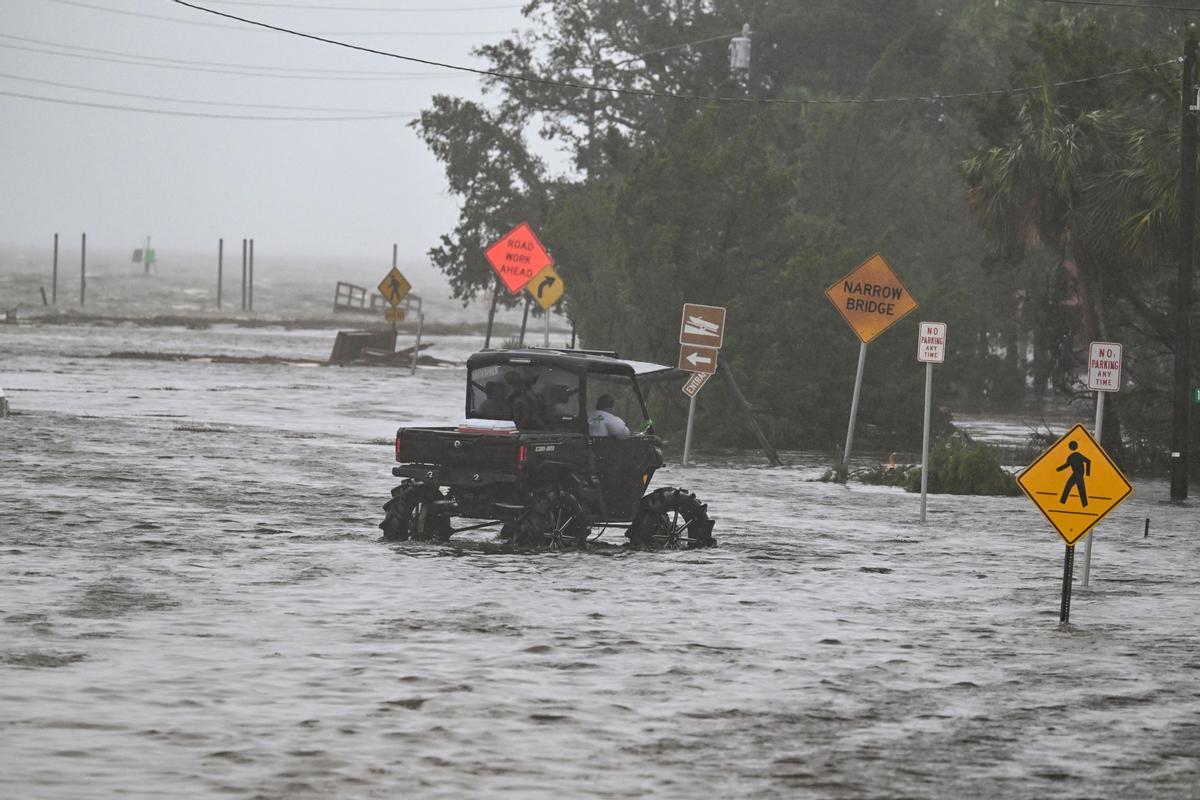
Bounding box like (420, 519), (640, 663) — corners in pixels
(917, 322), (947, 523)
(678, 304), (726, 466)
(1082, 341), (1122, 586)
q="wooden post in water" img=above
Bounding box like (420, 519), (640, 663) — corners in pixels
(248, 238), (254, 311)
(240, 239), (247, 311)
(484, 277), (501, 349)
(52, 233), (58, 305)
(80, 232), (86, 307)
(217, 238), (223, 310)
(719, 360), (780, 466)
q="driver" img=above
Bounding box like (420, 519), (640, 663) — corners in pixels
(588, 394), (630, 438)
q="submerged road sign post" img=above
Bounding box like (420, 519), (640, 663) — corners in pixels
(1017, 423), (1133, 624)
(825, 254), (919, 465)
(917, 322), (947, 523)
(678, 304), (727, 467)
(1082, 341), (1123, 586)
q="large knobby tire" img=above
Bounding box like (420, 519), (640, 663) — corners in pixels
(379, 480), (452, 543)
(511, 485), (588, 550)
(626, 487), (715, 550)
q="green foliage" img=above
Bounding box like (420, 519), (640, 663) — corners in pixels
(413, 0), (1197, 463)
(906, 433), (1020, 496)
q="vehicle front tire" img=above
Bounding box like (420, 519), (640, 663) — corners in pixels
(626, 487), (715, 550)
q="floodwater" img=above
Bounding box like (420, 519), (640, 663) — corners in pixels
(2, 322), (1199, 799)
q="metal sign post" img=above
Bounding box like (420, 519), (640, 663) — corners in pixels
(843, 342), (867, 466)
(680, 372), (711, 466)
(825, 254), (919, 467)
(1018, 423), (1132, 625)
(678, 306), (726, 466)
(1081, 341), (1122, 586)
(917, 322), (947, 522)
(411, 313), (425, 376)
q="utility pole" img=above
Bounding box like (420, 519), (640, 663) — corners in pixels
(1173, 35), (1196, 502)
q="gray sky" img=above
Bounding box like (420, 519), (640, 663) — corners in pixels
(0, 0), (531, 262)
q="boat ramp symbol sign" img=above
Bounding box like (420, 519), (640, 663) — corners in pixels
(484, 222), (554, 295)
(679, 303), (726, 348)
(678, 344), (718, 375)
(378, 267), (412, 307)
(1017, 423), (1132, 546)
(825, 253), (919, 344)
(527, 264), (564, 311)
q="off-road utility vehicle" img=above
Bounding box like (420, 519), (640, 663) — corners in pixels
(379, 348), (715, 550)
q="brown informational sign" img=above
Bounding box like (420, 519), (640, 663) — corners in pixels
(679, 303), (727, 348)
(378, 267), (412, 307)
(678, 344), (718, 374)
(825, 253), (919, 344)
(682, 371), (711, 397)
(1017, 423), (1132, 546)
(484, 222), (553, 294)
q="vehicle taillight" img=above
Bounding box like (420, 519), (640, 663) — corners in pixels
(395, 431), (402, 462)
(517, 445), (527, 471)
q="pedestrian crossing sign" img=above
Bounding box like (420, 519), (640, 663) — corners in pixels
(378, 267), (411, 307)
(1017, 423), (1132, 546)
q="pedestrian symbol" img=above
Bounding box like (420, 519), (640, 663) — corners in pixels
(377, 267), (412, 308)
(1057, 441), (1091, 506)
(1017, 423), (1132, 545)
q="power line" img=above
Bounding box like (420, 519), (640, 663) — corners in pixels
(0, 89), (414, 120)
(0, 42), (468, 81)
(0, 71), (418, 114)
(48, 0), (513, 36)
(0, 33), (459, 79)
(172, 0), (1180, 106)
(204, 0), (523, 10)
(1045, 0), (1200, 10)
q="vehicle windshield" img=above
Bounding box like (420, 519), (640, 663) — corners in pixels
(467, 362), (582, 432)
(587, 372), (647, 435)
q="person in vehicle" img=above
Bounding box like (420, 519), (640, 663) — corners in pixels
(589, 393), (630, 438)
(477, 380), (508, 419)
(505, 371), (543, 429)
(543, 383), (578, 420)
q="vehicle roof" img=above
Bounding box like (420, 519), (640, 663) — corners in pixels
(467, 348), (672, 377)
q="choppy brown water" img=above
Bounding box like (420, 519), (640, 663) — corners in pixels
(2, 323), (1199, 799)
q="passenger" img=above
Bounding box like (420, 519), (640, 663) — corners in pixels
(543, 383), (577, 420)
(588, 394), (630, 438)
(505, 371), (542, 429)
(477, 381), (507, 419)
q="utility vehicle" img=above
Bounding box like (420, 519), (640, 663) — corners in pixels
(379, 348), (715, 550)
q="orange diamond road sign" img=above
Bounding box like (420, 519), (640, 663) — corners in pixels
(1017, 423), (1132, 546)
(679, 303), (727, 348)
(527, 264), (564, 311)
(484, 222), (553, 295)
(825, 253), (919, 344)
(678, 344), (718, 374)
(378, 267), (412, 307)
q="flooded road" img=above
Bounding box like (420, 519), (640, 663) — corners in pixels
(2, 323), (1198, 798)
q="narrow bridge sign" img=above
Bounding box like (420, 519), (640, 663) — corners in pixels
(825, 253), (919, 343)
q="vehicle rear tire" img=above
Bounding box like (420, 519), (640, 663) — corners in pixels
(512, 485), (588, 550)
(626, 487), (715, 550)
(380, 480), (452, 542)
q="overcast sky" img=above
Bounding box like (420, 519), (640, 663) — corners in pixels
(0, 0), (533, 262)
